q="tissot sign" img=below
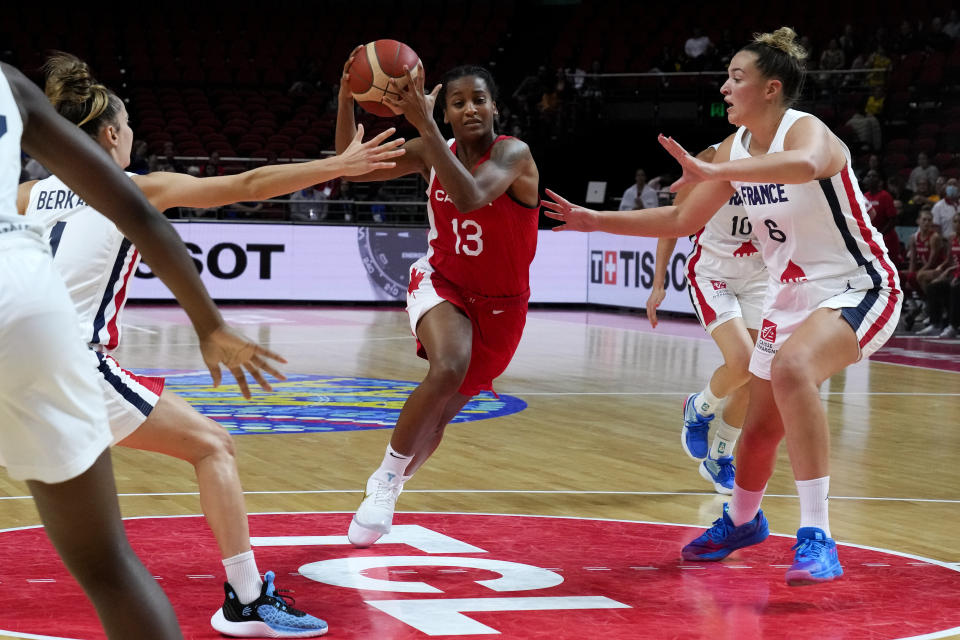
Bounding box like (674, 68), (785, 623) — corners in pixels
(129, 223), (693, 313)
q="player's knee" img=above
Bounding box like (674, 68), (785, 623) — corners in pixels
(727, 347), (753, 382)
(769, 348), (815, 391)
(188, 419), (236, 464)
(426, 351), (471, 392)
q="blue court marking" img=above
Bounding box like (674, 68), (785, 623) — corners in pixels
(135, 371), (527, 435)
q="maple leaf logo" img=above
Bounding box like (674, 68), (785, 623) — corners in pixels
(734, 241), (759, 257)
(779, 260), (808, 283)
(408, 268), (425, 297)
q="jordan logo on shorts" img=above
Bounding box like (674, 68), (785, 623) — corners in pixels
(760, 319), (778, 343)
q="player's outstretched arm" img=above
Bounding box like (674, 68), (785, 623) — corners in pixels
(543, 180), (732, 239)
(134, 125), (405, 211)
(6, 63), (283, 397)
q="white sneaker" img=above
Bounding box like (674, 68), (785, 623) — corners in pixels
(916, 324), (941, 336)
(939, 325), (957, 338)
(347, 471), (403, 548)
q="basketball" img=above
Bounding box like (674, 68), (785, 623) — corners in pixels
(348, 39), (422, 117)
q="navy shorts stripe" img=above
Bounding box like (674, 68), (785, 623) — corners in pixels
(95, 352), (153, 417)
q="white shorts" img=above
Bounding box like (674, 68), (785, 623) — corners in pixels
(749, 270), (902, 380)
(406, 256), (447, 335)
(88, 350), (165, 444)
(0, 234), (112, 483)
(687, 252), (767, 333)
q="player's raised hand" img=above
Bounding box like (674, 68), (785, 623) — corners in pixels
(339, 125), (406, 175)
(541, 188), (601, 232)
(383, 64), (439, 130)
(659, 134), (714, 192)
(339, 45), (363, 101)
(200, 325), (287, 399)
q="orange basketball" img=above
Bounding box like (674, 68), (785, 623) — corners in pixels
(348, 40), (422, 117)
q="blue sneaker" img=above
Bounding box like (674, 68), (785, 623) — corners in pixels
(210, 570), (328, 637)
(682, 504), (769, 561)
(785, 527), (844, 586)
(699, 455), (735, 494)
(682, 393), (713, 460)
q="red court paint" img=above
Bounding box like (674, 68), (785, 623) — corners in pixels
(0, 512), (957, 639)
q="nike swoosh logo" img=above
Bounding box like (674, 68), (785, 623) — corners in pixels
(492, 310), (504, 315)
(389, 452), (406, 459)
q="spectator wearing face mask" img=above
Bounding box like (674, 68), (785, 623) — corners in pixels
(932, 178), (959, 239)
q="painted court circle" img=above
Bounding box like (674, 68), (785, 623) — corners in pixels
(0, 513), (958, 639)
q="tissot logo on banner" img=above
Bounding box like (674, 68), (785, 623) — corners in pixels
(129, 223), (589, 303)
(586, 232), (694, 311)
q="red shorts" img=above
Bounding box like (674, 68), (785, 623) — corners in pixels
(406, 257), (528, 397)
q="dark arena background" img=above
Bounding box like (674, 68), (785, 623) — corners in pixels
(2, 1), (960, 639)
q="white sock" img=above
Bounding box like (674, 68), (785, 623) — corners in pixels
(796, 476), (831, 537)
(729, 482), (765, 527)
(378, 444), (413, 482)
(710, 415), (741, 459)
(223, 550), (262, 604)
(696, 384), (722, 415)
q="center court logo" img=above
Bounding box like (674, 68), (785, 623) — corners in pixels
(1, 512), (958, 640)
(158, 373), (526, 434)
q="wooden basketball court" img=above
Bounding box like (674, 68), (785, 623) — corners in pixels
(1, 304), (958, 639)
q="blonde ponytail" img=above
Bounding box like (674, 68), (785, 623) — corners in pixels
(43, 52), (121, 135)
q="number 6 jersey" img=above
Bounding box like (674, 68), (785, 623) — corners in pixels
(728, 109), (897, 289)
(425, 136), (538, 298)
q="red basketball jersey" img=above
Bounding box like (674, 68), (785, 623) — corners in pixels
(913, 229), (938, 265)
(425, 136), (538, 297)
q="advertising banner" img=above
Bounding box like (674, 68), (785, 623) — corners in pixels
(130, 223), (694, 314)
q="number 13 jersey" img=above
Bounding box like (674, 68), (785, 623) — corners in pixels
(425, 136), (538, 298)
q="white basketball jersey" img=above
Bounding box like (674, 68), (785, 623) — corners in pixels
(0, 69), (41, 237)
(696, 142), (763, 263)
(25, 174), (140, 351)
(729, 109), (895, 286)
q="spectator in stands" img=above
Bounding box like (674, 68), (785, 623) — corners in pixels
(820, 39), (843, 69)
(932, 178), (959, 239)
(715, 28), (739, 67)
(684, 26), (714, 70)
(907, 152), (940, 192)
(902, 206), (945, 329)
(944, 9), (960, 39)
(21, 153), (51, 181)
(619, 168), (659, 211)
(846, 107), (881, 152)
(369, 184), (389, 223)
(865, 86), (885, 116)
(651, 46), (679, 73)
(863, 171), (904, 265)
(290, 184), (328, 222)
(338, 179), (355, 222)
(895, 20), (921, 54)
(926, 17), (953, 52)
(856, 153), (883, 182)
(157, 141), (179, 173)
(864, 44), (892, 87)
(838, 24), (858, 61)
(202, 150), (224, 177)
(127, 140), (149, 174)
(917, 213), (960, 338)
